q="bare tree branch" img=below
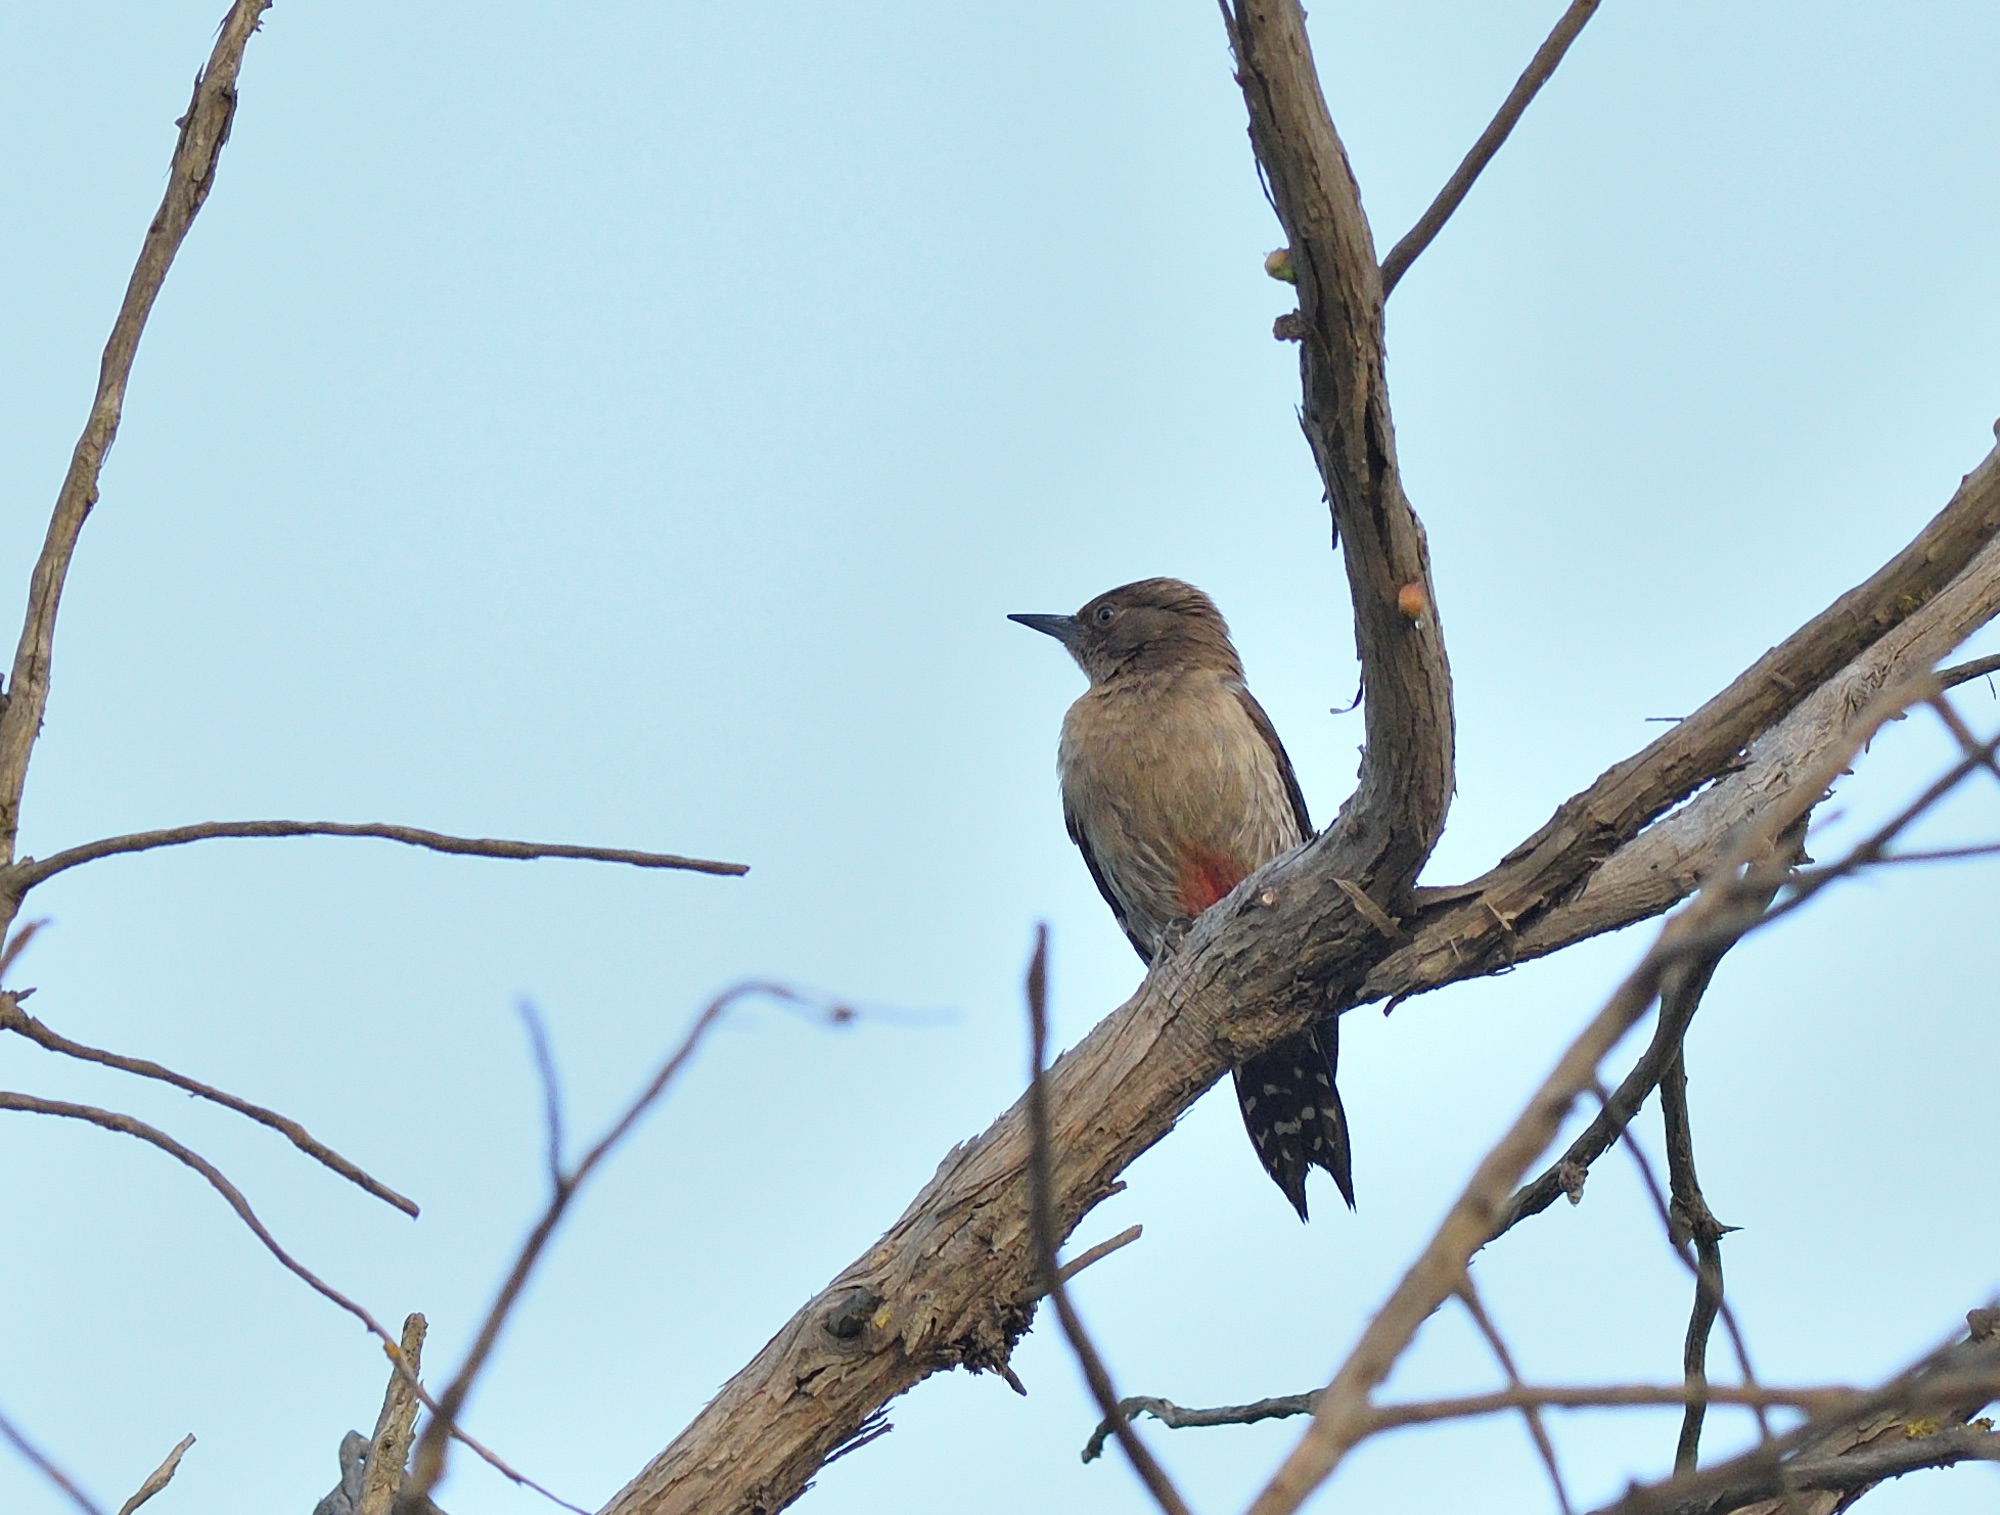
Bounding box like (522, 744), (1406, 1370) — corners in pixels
(7, 821), (745, 893)
(1458, 1280), (1574, 1515)
(0, 1091), (396, 1340)
(1054, 1224), (1144, 1290)
(116, 1434), (194, 1515)
(1491, 817), (1802, 1243)
(395, 983), (840, 1515)
(0, 0), (271, 880)
(1938, 650), (2000, 690)
(1366, 441), (2000, 1007)
(1662, 1046), (1731, 1472)
(1241, 683), (1923, 1515)
(356, 1316), (428, 1515)
(1083, 1380), (1881, 1463)
(1596, 1075), (1774, 1450)
(1086, 1391), (1320, 1461)
(1380, 0), (1605, 295)
(0, 992), (417, 1216)
(1223, 0), (1456, 889)
(0, 1404), (103, 1515)
(1586, 1310), (2000, 1515)
(1024, 927), (1192, 1515)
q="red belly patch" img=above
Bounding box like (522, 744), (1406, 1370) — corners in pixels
(1176, 847), (1246, 916)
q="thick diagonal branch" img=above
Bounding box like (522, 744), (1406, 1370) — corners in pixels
(596, 460), (2000, 1515)
(1366, 440), (2000, 1004)
(1242, 683), (1927, 1515)
(594, 22), (2000, 1515)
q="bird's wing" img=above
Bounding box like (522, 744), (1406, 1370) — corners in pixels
(1234, 685), (1313, 839)
(1065, 803), (1153, 963)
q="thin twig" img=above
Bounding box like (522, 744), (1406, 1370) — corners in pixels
(1583, 1314), (2000, 1515)
(1491, 814), (1802, 1244)
(1491, 971), (1705, 1237)
(0, 917), (44, 980)
(115, 1433), (195, 1515)
(1458, 1279), (1574, 1515)
(1661, 1045), (1729, 1472)
(1380, 0), (1605, 295)
(1937, 651), (2000, 691)
(3, 1092), (572, 1508)
(518, 1003), (565, 1187)
(0, 0), (272, 878)
(1597, 1076), (1774, 1452)
(9, 820), (746, 891)
(1802, 839), (2000, 869)
(1085, 1392), (1321, 1462)
(0, 1403), (103, 1515)
(1083, 1378), (1883, 1460)
(1056, 1224), (1144, 1288)
(1024, 927), (1193, 1515)
(395, 982), (838, 1514)
(0, 994), (417, 1216)
(822, 1411), (894, 1469)
(0, 1091), (394, 1340)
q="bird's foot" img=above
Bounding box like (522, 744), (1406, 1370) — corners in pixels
(1154, 916), (1196, 962)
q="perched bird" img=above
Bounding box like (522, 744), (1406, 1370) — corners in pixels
(1011, 578), (1352, 1219)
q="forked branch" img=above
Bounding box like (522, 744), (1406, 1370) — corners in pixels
(1241, 684), (1927, 1515)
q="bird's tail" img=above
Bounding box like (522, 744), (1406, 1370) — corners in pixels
(1232, 1017), (1353, 1221)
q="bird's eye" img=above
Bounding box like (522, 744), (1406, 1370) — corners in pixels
(1094, 604), (1117, 625)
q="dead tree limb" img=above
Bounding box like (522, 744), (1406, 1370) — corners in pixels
(115, 1434), (195, 1515)
(7, 822), (743, 891)
(0, 0), (270, 891)
(0, 992), (417, 1216)
(595, 0), (2000, 1503)
(355, 1315), (429, 1515)
(1587, 1310), (2000, 1515)
(1380, 0), (1605, 295)
(1023, 927), (1192, 1515)
(1662, 1044), (1731, 1472)
(1222, 0), (1456, 885)
(1241, 682), (1934, 1515)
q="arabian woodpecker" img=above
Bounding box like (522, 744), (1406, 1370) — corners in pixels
(1011, 577), (1352, 1219)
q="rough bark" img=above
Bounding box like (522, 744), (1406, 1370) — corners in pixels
(593, 2), (2000, 1507)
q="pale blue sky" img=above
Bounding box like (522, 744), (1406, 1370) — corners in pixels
(3, 3), (1997, 1513)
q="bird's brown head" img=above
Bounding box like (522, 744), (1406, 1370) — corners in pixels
(1009, 577), (1242, 685)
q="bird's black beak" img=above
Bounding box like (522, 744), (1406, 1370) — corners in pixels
(1008, 612), (1083, 649)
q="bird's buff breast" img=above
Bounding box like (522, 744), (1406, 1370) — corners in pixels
(1058, 673), (1301, 933)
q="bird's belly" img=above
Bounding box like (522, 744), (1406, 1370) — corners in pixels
(1059, 686), (1301, 949)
